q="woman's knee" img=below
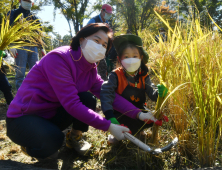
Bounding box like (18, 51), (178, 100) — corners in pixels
(27, 131), (64, 159)
(6, 116), (64, 150)
(47, 130), (64, 148)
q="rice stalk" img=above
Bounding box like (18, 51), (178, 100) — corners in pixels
(0, 13), (44, 68)
(139, 11), (222, 167)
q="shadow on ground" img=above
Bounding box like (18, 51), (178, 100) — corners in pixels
(0, 160), (56, 170)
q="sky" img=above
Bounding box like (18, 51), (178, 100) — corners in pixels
(37, 5), (99, 37)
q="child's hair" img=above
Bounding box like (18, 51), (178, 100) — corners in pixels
(116, 42), (148, 76)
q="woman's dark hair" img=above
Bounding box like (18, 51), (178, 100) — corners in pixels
(70, 23), (113, 55)
(117, 42), (148, 75)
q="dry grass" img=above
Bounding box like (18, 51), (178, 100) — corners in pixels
(9, 145), (20, 154)
(0, 154), (5, 160)
(0, 125), (4, 131)
(0, 134), (6, 141)
(138, 11), (222, 168)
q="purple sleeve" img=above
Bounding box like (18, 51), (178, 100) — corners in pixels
(113, 93), (141, 119)
(42, 54), (110, 131)
(90, 73), (104, 99)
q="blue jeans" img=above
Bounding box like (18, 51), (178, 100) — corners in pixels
(15, 46), (39, 90)
(6, 92), (97, 159)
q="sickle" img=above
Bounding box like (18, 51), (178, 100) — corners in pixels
(124, 132), (178, 154)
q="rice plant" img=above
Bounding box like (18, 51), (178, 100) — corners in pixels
(139, 11), (222, 167)
(0, 13), (44, 68)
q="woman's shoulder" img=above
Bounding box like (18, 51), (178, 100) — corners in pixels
(38, 46), (78, 68)
(48, 46), (71, 55)
(43, 46), (81, 63)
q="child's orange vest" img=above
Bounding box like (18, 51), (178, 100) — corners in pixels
(114, 67), (148, 109)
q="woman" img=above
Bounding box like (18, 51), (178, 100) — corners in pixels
(6, 23), (145, 159)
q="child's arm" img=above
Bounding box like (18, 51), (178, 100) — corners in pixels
(100, 72), (118, 119)
(145, 75), (159, 102)
(101, 72), (142, 120)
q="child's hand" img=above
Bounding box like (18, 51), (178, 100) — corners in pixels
(109, 117), (120, 125)
(108, 124), (130, 140)
(157, 84), (168, 97)
(138, 112), (162, 126)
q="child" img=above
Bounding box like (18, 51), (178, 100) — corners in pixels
(100, 34), (168, 140)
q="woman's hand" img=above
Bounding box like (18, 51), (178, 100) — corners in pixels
(137, 112), (162, 126)
(108, 123), (130, 140)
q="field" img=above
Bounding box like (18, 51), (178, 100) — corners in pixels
(0, 68), (221, 170)
(0, 69), (187, 170)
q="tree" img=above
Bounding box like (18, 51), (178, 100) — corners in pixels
(175, 0), (222, 28)
(151, 0), (177, 33)
(61, 34), (72, 46)
(106, 0), (162, 35)
(107, 0), (177, 35)
(51, 0), (91, 36)
(51, 32), (62, 49)
(41, 21), (54, 53)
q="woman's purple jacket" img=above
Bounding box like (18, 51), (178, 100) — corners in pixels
(7, 46), (140, 131)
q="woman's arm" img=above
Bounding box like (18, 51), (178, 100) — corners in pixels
(89, 72), (104, 99)
(42, 54), (110, 131)
(113, 93), (141, 119)
(100, 72), (118, 119)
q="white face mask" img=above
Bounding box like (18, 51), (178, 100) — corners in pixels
(21, 0), (32, 10)
(121, 58), (141, 72)
(81, 39), (106, 63)
(104, 13), (112, 20)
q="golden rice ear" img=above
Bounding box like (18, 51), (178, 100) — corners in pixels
(140, 8), (222, 167)
(0, 13), (44, 70)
